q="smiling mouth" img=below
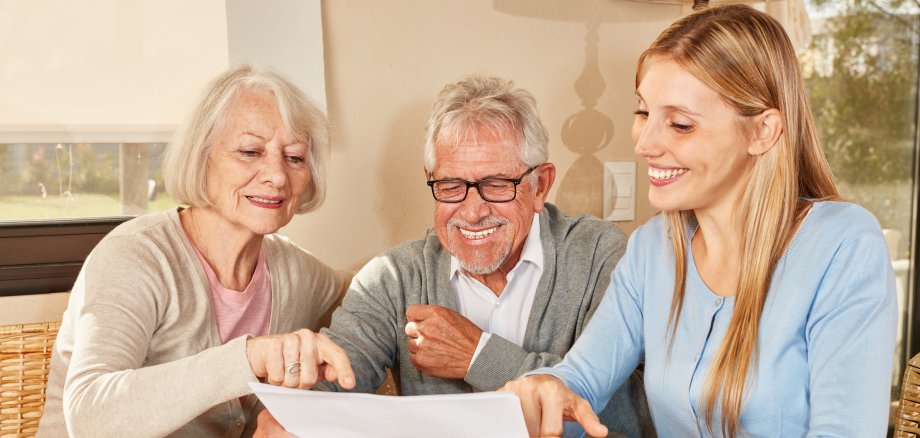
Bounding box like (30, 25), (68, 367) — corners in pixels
(649, 167), (688, 181)
(459, 226), (497, 239)
(246, 196), (283, 205)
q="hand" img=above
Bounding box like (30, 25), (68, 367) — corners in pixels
(253, 409), (296, 438)
(500, 375), (607, 438)
(404, 304), (482, 379)
(246, 328), (356, 390)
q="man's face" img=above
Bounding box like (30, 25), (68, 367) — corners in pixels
(430, 127), (547, 278)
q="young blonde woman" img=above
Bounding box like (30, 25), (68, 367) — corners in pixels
(502, 4), (897, 437)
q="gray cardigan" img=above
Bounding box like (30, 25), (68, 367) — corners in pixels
(321, 203), (653, 436)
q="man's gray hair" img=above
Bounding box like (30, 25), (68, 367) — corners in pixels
(424, 75), (549, 178)
(164, 64), (329, 213)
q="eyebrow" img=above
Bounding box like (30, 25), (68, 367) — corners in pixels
(662, 105), (702, 117)
(242, 131), (304, 148)
(634, 92), (701, 117)
(435, 171), (520, 181)
(241, 131), (266, 141)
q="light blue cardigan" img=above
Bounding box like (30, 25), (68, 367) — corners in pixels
(535, 201), (897, 437)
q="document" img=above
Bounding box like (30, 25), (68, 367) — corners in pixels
(249, 382), (528, 437)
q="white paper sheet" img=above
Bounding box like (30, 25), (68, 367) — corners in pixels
(249, 382), (528, 438)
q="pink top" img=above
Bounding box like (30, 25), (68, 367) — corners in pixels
(190, 244), (273, 344)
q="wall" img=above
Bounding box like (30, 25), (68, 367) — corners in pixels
(282, 0), (681, 272)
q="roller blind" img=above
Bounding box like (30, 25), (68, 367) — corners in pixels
(0, 0), (230, 143)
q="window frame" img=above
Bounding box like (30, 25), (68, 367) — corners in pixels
(0, 217), (129, 296)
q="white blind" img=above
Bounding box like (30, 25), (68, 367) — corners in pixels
(0, 0), (230, 143)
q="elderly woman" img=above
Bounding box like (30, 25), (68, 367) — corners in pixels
(37, 65), (354, 437)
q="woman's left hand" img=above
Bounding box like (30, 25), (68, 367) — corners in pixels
(245, 329), (356, 390)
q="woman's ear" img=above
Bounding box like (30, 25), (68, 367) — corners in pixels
(748, 108), (784, 156)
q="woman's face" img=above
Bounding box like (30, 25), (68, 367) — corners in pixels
(204, 88), (311, 237)
(632, 57), (755, 216)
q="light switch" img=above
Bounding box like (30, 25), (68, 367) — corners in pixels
(603, 162), (635, 222)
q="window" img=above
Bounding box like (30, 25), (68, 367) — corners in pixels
(0, 143), (174, 296)
(0, 143), (172, 220)
(801, 0), (920, 418)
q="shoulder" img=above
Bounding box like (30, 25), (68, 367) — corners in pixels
(541, 203), (627, 249)
(808, 201), (880, 231)
(262, 233), (338, 280)
(797, 201), (884, 249)
(90, 209), (186, 263)
(106, 209), (179, 239)
(784, 201), (890, 286)
(354, 230), (440, 282)
(627, 214), (668, 249)
(77, 210), (190, 309)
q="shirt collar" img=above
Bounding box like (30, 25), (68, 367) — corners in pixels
(450, 212), (544, 279)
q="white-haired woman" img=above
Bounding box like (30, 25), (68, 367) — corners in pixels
(38, 65), (354, 437)
(502, 4), (897, 438)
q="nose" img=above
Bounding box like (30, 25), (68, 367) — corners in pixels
(260, 152), (289, 187)
(457, 185), (492, 224)
(632, 117), (664, 159)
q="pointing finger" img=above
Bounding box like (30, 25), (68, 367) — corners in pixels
(317, 333), (356, 390)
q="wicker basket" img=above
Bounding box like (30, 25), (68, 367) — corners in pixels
(0, 321), (61, 438)
(896, 353), (920, 437)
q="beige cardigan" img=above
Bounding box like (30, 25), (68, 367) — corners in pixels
(37, 209), (345, 437)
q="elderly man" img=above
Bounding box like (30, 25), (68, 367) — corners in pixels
(259, 75), (651, 436)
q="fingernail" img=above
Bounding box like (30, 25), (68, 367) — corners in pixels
(344, 376), (354, 386)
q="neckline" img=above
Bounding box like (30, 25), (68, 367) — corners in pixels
(683, 201), (821, 299)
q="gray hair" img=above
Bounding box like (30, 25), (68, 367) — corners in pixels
(164, 64), (329, 213)
(423, 75), (549, 179)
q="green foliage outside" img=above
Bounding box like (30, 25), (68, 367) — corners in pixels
(0, 193), (177, 221)
(804, 0), (919, 259)
(0, 143), (174, 220)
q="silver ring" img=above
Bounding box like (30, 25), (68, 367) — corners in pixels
(286, 362), (301, 375)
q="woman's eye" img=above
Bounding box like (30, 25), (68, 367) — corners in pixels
(286, 155), (306, 164)
(670, 122), (693, 133)
(239, 149), (260, 157)
(633, 109), (649, 118)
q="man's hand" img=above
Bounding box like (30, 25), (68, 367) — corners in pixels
(253, 410), (296, 438)
(404, 304), (483, 379)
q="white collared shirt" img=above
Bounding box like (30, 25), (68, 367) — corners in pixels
(450, 213), (544, 370)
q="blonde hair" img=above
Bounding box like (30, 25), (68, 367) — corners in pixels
(637, 5), (839, 437)
(164, 64), (329, 213)
(424, 74), (548, 183)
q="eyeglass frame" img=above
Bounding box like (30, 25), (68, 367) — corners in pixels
(426, 165), (539, 203)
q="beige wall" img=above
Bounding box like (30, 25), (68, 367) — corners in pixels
(282, 0), (682, 272)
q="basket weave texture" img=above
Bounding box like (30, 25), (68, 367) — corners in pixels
(897, 353), (920, 437)
(0, 321), (60, 438)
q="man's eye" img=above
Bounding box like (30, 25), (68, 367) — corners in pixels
(481, 181), (510, 191)
(437, 182), (465, 192)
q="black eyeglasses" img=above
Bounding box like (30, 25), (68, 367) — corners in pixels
(427, 166), (537, 203)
